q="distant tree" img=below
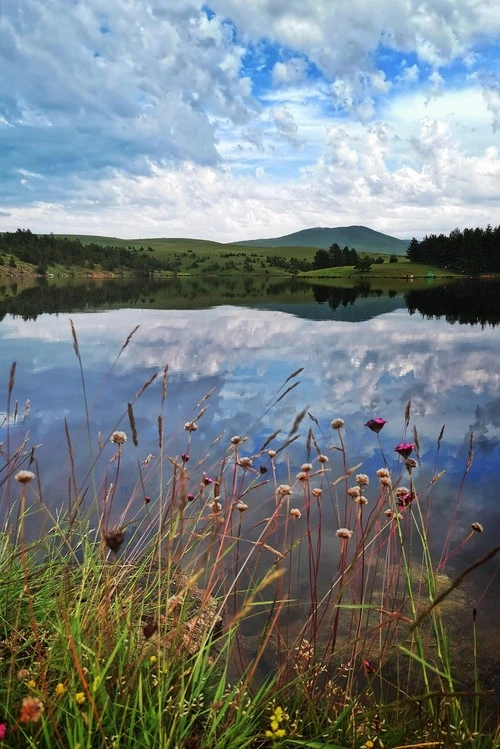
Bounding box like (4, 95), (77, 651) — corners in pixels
(354, 256), (372, 272)
(374, 256), (384, 264)
(406, 237), (421, 261)
(389, 254), (399, 263)
(314, 249), (331, 269)
(9, 256), (16, 268)
(328, 243), (343, 267)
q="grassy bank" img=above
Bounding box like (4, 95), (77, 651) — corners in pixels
(1, 333), (499, 748)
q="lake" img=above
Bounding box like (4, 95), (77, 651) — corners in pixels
(1, 275), (500, 691)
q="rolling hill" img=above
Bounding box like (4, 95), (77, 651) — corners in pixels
(234, 225), (410, 255)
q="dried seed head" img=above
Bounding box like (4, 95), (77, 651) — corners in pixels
(19, 696), (44, 723)
(395, 486), (410, 497)
(356, 473), (369, 486)
(301, 463), (313, 472)
(355, 495), (368, 505)
(143, 620), (158, 639)
(15, 470), (35, 484)
(104, 530), (125, 554)
(312, 488), (322, 497)
(209, 500), (222, 513)
(347, 486), (361, 497)
(336, 528), (353, 540)
(376, 468), (390, 478)
(268, 449), (276, 458)
(17, 669), (30, 681)
(236, 501), (248, 512)
(238, 457), (253, 469)
(380, 477), (392, 487)
(471, 522), (483, 533)
(331, 418), (344, 430)
(277, 484), (292, 496)
(296, 471), (308, 481)
(231, 435), (242, 444)
(318, 454), (329, 463)
(110, 431), (127, 445)
(184, 421), (198, 432)
(290, 508), (301, 519)
(405, 458), (418, 469)
(384, 508), (394, 517)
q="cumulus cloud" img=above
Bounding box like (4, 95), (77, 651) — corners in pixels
(1, 0), (500, 238)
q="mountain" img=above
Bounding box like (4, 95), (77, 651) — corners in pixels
(234, 225), (410, 255)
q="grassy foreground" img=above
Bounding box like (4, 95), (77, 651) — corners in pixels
(1, 329), (499, 749)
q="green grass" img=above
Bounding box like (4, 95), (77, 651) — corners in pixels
(1, 325), (499, 748)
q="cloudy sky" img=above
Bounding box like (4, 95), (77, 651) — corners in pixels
(1, 0), (500, 241)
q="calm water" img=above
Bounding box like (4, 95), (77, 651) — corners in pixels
(1, 276), (500, 683)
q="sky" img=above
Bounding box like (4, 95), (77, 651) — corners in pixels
(1, 0), (500, 242)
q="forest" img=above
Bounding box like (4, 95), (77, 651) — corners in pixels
(406, 224), (500, 273)
(0, 229), (168, 274)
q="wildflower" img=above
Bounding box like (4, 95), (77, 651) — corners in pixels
(301, 463), (313, 472)
(0, 723), (6, 740)
(277, 484), (292, 496)
(365, 418), (387, 433)
(380, 476), (392, 487)
(311, 488), (322, 497)
(238, 457), (253, 469)
(55, 683), (66, 696)
(75, 692), (86, 705)
(356, 473), (369, 486)
(471, 522), (483, 533)
(363, 659), (376, 674)
(144, 495), (151, 504)
(203, 476), (213, 486)
(376, 468), (390, 478)
(347, 486), (361, 497)
(296, 471), (308, 481)
(186, 493), (195, 502)
(236, 501), (248, 512)
(290, 508), (301, 519)
(355, 495), (368, 505)
(110, 431), (127, 445)
(394, 442), (414, 459)
(318, 454), (329, 463)
(19, 696), (44, 723)
(181, 452), (190, 463)
(396, 491), (417, 508)
(27, 679), (36, 689)
(336, 528), (353, 540)
(15, 470), (35, 484)
(17, 669), (30, 680)
(331, 418), (344, 429)
(268, 449), (276, 458)
(149, 655), (157, 664)
(361, 740), (375, 749)
(184, 421), (198, 432)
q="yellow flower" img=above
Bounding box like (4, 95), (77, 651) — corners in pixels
(75, 692), (86, 705)
(276, 729), (285, 738)
(55, 683), (66, 696)
(149, 655), (157, 664)
(271, 721), (279, 731)
(27, 679), (36, 689)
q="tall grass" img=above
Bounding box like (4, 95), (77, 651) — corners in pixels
(1, 327), (499, 749)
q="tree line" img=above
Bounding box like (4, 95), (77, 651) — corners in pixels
(406, 225), (500, 273)
(314, 243), (399, 271)
(0, 229), (167, 274)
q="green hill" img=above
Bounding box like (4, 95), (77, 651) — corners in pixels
(234, 225), (410, 255)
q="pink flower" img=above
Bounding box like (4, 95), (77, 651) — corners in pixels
(0, 723), (6, 740)
(365, 418), (387, 433)
(394, 442), (414, 459)
(181, 453), (190, 463)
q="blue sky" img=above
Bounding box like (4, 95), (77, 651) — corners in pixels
(1, 0), (499, 241)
